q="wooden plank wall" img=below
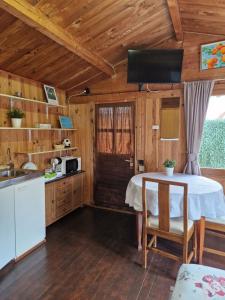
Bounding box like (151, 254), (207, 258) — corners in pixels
(0, 69), (80, 170)
(69, 103), (95, 205)
(71, 89), (225, 204)
(182, 32), (225, 82)
(145, 90), (186, 173)
(69, 32), (225, 204)
(70, 89), (186, 204)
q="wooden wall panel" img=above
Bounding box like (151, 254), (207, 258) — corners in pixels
(135, 94), (146, 162)
(70, 91), (225, 204)
(67, 32), (225, 97)
(66, 29), (225, 203)
(143, 89), (185, 173)
(0, 70), (66, 103)
(70, 89), (186, 203)
(0, 70), (82, 171)
(69, 103), (94, 204)
(182, 32), (225, 82)
(68, 30), (225, 204)
(68, 62), (181, 96)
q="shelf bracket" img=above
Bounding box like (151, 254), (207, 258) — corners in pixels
(28, 129), (32, 142)
(28, 153), (32, 162)
(68, 103), (70, 117)
(46, 105), (49, 120)
(10, 97), (14, 109)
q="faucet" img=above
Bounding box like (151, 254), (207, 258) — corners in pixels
(7, 148), (14, 170)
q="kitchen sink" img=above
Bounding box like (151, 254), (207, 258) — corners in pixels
(0, 168), (43, 188)
(0, 169), (29, 178)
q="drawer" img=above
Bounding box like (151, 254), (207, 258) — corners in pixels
(57, 178), (72, 189)
(56, 196), (65, 207)
(56, 194), (72, 207)
(56, 202), (72, 218)
(56, 188), (72, 200)
(73, 186), (82, 201)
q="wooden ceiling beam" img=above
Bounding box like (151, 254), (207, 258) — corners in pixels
(166, 0), (183, 41)
(0, 0), (115, 77)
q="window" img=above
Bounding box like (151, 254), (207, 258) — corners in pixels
(96, 104), (134, 155)
(199, 95), (225, 169)
(160, 97), (180, 140)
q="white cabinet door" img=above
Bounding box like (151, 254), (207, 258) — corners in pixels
(0, 186), (15, 269)
(15, 177), (45, 257)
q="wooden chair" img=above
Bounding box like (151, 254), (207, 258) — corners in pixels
(204, 217), (225, 257)
(142, 177), (197, 269)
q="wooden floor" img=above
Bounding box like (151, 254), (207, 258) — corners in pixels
(1, 207), (225, 300)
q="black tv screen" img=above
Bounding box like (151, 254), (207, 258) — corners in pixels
(127, 49), (183, 83)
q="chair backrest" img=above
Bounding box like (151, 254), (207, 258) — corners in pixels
(142, 177), (188, 235)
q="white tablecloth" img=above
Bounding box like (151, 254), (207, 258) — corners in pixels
(125, 172), (225, 220)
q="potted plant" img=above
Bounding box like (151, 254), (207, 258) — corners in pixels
(7, 108), (25, 128)
(163, 159), (176, 176)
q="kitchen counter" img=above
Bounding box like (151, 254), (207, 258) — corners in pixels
(0, 169), (44, 189)
(45, 170), (85, 184)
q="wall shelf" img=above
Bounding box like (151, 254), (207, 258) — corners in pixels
(0, 71), (78, 170)
(16, 147), (78, 156)
(0, 93), (66, 108)
(0, 127), (77, 131)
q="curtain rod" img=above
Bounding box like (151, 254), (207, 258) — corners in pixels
(213, 78), (225, 82)
(183, 78), (225, 84)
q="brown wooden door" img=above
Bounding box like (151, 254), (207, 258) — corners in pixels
(94, 103), (135, 210)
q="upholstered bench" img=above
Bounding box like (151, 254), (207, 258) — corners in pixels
(171, 264), (225, 299)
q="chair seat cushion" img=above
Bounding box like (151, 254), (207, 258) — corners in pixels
(171, 264), (225, 300)
(206, 216), (225, 225)
(147, 216), (193, 235)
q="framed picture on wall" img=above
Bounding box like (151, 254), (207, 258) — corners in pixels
(43, 84), (58, 105)
(201, 40), (225, 70)
(59, 116), (73, 129)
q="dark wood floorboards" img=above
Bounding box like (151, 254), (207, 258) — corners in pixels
(0, 207), (225, 300)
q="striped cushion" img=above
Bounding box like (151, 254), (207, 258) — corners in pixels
(147, 216), (193, 235)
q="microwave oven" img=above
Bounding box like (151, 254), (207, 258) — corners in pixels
(57, 156), (81, 175)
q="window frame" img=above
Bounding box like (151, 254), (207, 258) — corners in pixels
(95, 102), (135, 155)
(200, 91), (225, 174)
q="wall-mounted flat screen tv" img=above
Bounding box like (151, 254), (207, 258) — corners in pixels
(127, 49), (183, 83)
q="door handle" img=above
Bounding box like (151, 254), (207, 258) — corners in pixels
(124, 157), (134, 163)
(124, 158), (134, 168)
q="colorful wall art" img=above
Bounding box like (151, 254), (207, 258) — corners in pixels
(201, 41), (225, 70)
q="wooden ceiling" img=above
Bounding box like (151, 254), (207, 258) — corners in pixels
(0, 0), (224, 92)
(179, 0), (225, 36)
(0, 0), (174, 91)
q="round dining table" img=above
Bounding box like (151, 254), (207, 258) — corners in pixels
(125, 172), (225, 263)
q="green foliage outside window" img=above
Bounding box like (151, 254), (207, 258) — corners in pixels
(199, 119), (225, 168)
